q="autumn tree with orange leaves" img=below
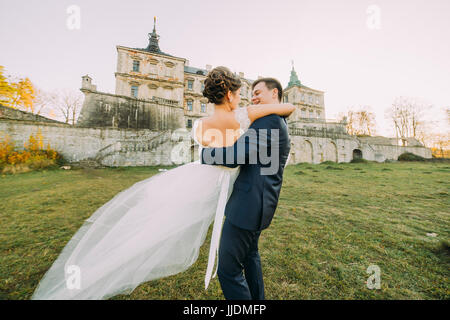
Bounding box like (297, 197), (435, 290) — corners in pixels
(0, 65), (36, 111)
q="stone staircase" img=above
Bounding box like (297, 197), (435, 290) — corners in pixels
(95, 131), (172, 163)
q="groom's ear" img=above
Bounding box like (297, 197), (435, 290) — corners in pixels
(272, 88), (279, 100)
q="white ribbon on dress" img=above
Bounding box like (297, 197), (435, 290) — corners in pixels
(204, 170), (230, 290)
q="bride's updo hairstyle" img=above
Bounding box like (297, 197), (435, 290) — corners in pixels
(202, 66), (241, 104)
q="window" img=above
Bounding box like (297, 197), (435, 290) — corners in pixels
(201, 103), (206, 113)
(301, 108), (306, 117)
(284, 95), (289, 103)
(131, 85), (138, 98)
(165, 68), (173, 77)
(187, 80), (194, 90)
(187, 100), (193, 111)
(187, 119), (192, 128)
(317, 111), (321, 118)
(132, 60), (140, 72)
(309, 109), (314, 118)
(316, 96), (320, 104)
(309, 95), (313, 103)
(149, 64), (157, 75)
(301, 93), (305, 101)
(201, 82), (205, 91)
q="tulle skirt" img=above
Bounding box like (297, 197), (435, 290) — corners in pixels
(31, 161), (239, 300)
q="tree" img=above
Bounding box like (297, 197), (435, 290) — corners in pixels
(10, 77), (35, 110)
(0, 66), (15, 106)
(385, 96), (432, 146)
(47, 89), (83, 125)
(32, 88), (55, 117)
(0, 66), (35, 110)
(430, 132), (450, 158)
(338, 106), (377, 136)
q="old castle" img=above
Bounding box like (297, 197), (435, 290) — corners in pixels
(0, 21), (431, 166)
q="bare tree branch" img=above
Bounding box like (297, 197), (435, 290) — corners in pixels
(385, 96), (432, 146)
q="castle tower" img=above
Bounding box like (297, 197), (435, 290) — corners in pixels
(81, 75), (96, 91)
(114, 17), (185, 103)
(283, 62), (325, 122)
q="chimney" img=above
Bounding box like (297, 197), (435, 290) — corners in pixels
(185, 60), (189, 66)
(206, 64), (212, 71)
(257, 76), (263, 79)
(239, 72), (244, 78)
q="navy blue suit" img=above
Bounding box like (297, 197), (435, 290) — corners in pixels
(201, 114), (290, 299)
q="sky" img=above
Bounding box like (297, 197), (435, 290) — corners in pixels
(1, 0), (449, 137)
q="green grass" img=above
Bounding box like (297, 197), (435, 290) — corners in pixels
(0, 161), (449, 300)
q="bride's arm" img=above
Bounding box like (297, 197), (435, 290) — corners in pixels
(246, 103), (295, 123)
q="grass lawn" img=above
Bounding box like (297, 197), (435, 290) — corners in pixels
(0, 161), (449, 300)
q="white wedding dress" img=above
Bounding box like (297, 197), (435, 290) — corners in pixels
(31, 107), (251, 300)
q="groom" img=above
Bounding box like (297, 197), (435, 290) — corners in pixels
(201, 78), (291, 300)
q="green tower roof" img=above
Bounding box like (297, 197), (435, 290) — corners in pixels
(288, 61), (301, 88)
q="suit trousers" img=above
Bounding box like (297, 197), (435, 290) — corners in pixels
(217, 217), (265, 300)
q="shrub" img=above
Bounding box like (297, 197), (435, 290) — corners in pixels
(320, 161), (337, 165)
(350, 158), (369, 163)
(0, 131), (64, 174)
(398, 152), (425, 161)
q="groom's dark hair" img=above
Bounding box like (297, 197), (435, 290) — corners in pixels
(251, 78), (283, 102)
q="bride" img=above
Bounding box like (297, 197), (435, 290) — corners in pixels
(31, 66), (295, 300)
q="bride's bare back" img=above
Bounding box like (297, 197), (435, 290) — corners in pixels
(195, 103), (295, 148)
(195, 111), (241, 148)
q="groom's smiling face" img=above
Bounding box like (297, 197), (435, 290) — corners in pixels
(251, 82), (279, 105)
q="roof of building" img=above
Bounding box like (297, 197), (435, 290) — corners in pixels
(132, 17), (179, 59)
(184, 66), (255, 84)
(184, 66), (208, 76)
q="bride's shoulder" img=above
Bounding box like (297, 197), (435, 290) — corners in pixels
(192, 117), (212, 145)
(193, 116), (211, 132)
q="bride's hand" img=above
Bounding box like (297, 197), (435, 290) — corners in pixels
(277, 103), (295, 116)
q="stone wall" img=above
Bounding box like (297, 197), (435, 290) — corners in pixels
(287, 128), (432, 164)
(0, 118), (192, 166)
(0, 111), (432, 168)
(0, 105), (66, 124)
(77, 89), (185, 131)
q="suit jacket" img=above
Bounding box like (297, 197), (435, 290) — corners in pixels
(201, 114), (290, 231)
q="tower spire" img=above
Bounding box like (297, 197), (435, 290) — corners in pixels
(288, 60), (301, 87)
(146, 16), (161, 53)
